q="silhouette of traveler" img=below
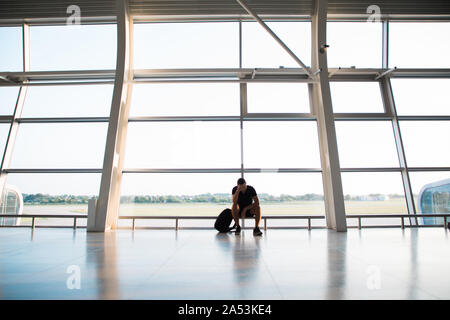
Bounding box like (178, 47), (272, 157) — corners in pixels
(231, 178), (263, 236)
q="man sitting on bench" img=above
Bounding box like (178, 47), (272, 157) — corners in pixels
(231, 178), (263, 236)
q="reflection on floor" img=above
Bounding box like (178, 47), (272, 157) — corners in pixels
(0, 227), (449, 299)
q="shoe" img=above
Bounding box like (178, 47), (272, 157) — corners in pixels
(235, 225), (241, 235)
(253, 227), (263, 236)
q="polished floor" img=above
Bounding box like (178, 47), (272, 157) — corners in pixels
(0, 227), (449, 299)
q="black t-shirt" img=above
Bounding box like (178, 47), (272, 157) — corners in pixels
(232, 185), (257, 208)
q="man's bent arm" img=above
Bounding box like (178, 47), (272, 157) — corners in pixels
(232, 188), (240, 205)
(242, 196), (260, 212)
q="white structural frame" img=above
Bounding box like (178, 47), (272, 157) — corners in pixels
(311, 0), (346, 231)
(89, 0), (133, 231)
(0, 0), (449, 231)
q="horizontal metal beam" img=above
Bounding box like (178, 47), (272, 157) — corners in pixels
(132, 15), (313, 23)
(333, 114), (392, 120)
(0, 116), (13, 123)
(341, 167), (450, 172)
(134, 67), (311, 79)
(13, 115), (449, 124)
(390, 68), (450, 78)
(7, 167), (445, 175)
(1, 213), (448, 221)
(329, 68), (450, 80)
(128, 116), (240, 122)
(3, 168), (102, 174)
(122, 168), (322, 173)
(17, 114), (450, 124)
(327, 14), (450, 22)
(0, 214), (87, 218)
(0, 70), (116, 82)
(0, 16), (117, 26)
(340, 167), (402, 172)
(0, 81), (115, 87)
(397, 116), (450, 121)
(118, 215), (324, 220)
(17, 117), (110, 123)
(243, 113), (315, 119)
(128, 116), (316, 122)
(133, 78), (313, 84)
(347, 214), (450, 218)
(2, 68), (449, 85)
(407, 167), (450, 172)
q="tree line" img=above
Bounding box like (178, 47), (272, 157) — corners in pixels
(21, 192), (405, 205)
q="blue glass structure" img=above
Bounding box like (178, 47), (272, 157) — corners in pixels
(418, 179), (450, 225)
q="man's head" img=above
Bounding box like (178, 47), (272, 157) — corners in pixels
(237, 178), (247, 191)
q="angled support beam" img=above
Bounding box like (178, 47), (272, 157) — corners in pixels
(380, 77), (417, 226)
(311, 0), (347, 232)
(235, 0), (313, 78)
(89, 0), (133, 232)
(0, 23), (30, 206)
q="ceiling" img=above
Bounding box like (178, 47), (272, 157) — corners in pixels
(0, 0), (449, 21)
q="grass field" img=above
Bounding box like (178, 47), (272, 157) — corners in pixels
(19, 199), (408, 217)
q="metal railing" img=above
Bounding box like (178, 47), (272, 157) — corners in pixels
(0, 214), (86, 230)
(346, 214), (450, 230)
(0, 213), (449, 230)
(118, 215), (326, 231)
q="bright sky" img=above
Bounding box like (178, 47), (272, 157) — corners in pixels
(0, 21), (449, 198)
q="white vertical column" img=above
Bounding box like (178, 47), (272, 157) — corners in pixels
(89, 0), (133, 231)
(382, 20), (389, 69)
(0, 23), (30, 205)
(240, 83), (246, 179)
(311, 0), (347, 231)
(239, 20), (245, 179)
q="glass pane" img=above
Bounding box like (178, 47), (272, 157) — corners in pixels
(400, 121), (450, 167)
(335, 121), (399, 168)
(130, 83), (239, 117)
(124, 121), (240, 169)
(30, 24), (116, 71)
(243, 21), (311, 68)
(243, 121), (321, 168)
(247, 83), (310, 113)
(391, 79), (450, 116)
(21, 84), (113, 118)
(2, 173), (100, 226)
(327, 22), (382, 68)
(341, 172), (407, 214)
(0, 124), (10, 157)
(244, 172), (325, 216)
(0, 87), (19, 115)
(0, 27), (22, 71)
(10, 123), (108, 168)
(410, 172), (450, 225)
(134, 22), (238, 69)
(119, 173), (236, 217)
(330, 82), (384, 113)
(390, 22), (450, 68)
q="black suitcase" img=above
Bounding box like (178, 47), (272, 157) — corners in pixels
(214, 208), (236, 233)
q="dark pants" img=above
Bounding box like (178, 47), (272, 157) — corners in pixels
(239, 205), (256, 218)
